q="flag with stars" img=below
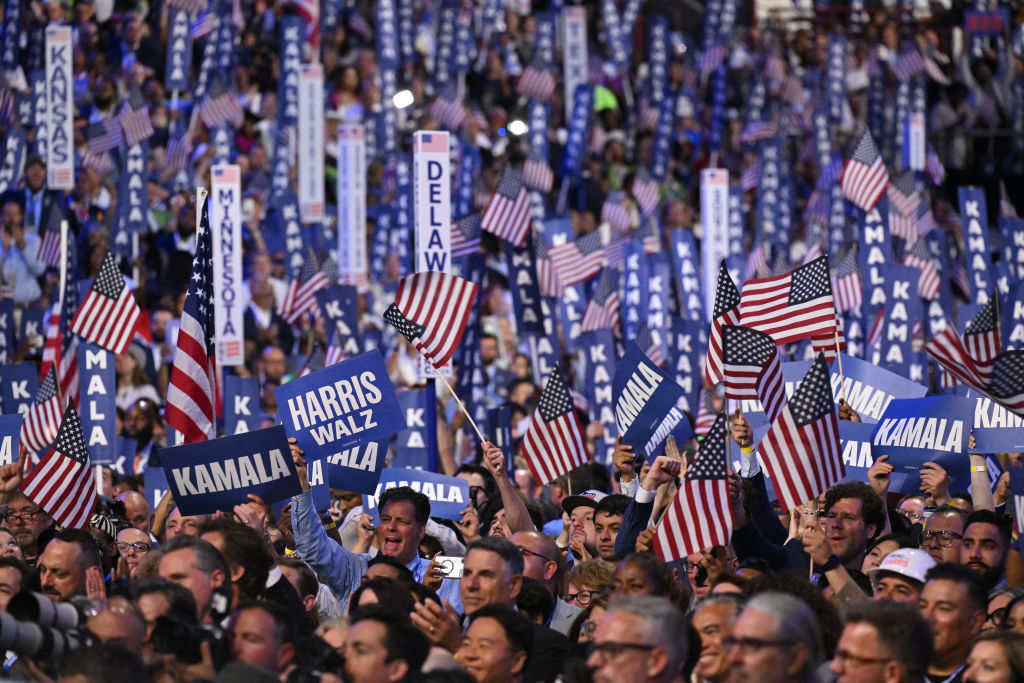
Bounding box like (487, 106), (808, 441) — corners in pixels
(22, 401), (97, 530)
(841, 130), (889, 211)
(165, 196), (218, 443)
(758, 354), (843, 511)
(653, 413), (732, 561)
(548, 230), (605, 286)
(887, 169), (920, 218)
(279, 248), (329, 325)
(722, 325), (785, 421)
(118, 84), (155, 147)
(85, 118), (123, 154)
(450, 213), (482, 259)
(989, 351), (1024, 416)
(521, 362), (588, 485)
(70, 251), (141, 355)
(739, 256), (837, 345)
(298, 342), (326, 378)
(41, 222), (79, 403)
(694, 388), (718, 437)
(965, 296), (1001, 369)
(385, 271), (479, 368)
(581, 269), (621, 332)
(927, 330), (1024, 418)
(902, 239), (940, 301)
(481, 166), (532, 247)
(35, 205), (64, 269)
(20, 366), (62, 453)
(705, 260), (742, 386)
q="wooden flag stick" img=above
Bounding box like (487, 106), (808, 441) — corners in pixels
(834, 330), (848, 404)
(431, 365), (487, 444)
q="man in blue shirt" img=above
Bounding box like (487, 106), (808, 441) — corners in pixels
(288, 441), (462, 612)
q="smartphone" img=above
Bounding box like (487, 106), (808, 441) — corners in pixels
(434, 556), (465, 579)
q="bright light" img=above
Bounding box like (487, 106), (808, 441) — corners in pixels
(393, 89), (414, 109)
(508, 120), (528, 136)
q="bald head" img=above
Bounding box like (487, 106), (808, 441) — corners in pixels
(510, 530), (563, 595)
(118, 491), (151, 533)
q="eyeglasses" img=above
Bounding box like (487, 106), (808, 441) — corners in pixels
(832, 649), (894, 667)
(581, 620), (599, 637)
(562, 590), (604, 606)
(723, 636), (795, 654)
(987, 607), (1009, 628)
(586, 641), (656, 660)
(116, 542), (152, 554)
(517, 546), (555, 563)
(684, 561), (705, 573)
(900, 510), (925, 523)
(468, 486), (487, 500)
(920, 530), (963, 547)
(3, 510), (42, 524)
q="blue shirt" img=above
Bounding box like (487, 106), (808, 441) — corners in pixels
(291, 490), (463, 613)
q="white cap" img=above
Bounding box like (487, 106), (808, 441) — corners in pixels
(867, 548), (936, 585)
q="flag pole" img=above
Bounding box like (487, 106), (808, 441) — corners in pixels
(834, 330), (847, 403)
(431, 366), (486, 444)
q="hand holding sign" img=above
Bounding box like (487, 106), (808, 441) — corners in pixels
(0, 460), (22, 505)
(867, 455), (893, 497)
(919, 462), (952, 505)
(289, 438), (308, 491)
(612, 437), (637, 480)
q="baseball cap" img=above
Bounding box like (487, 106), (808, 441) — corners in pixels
(562, 490), (607, 515)
(866, 548), (936, 585)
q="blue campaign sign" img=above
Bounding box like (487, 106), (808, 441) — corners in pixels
(0, 414), (21, 465)
(315, 285), (363, 356)
(963, 9), (1010, 36)
(505, 237), (546, 335)
(159, 425), (301, 515)
(361, 468), (470, 523)
(224, 375), (260, 435)
(621, 241), (649, 340)
(670, 318), (706, 417)
(487, 405), (515, 479)
(613, 342), (686, 459)
(325, 439), (389, 493)
(0, 362), (37, 416)
(144, 461), (170, 512)
(972, 397), (1024, 453)
(17, 307), (44, 355)
(0, 300), (13, 364)
(871, 396), (973, 494)
(958, 186), (995, 305)
(579, 330), (618, 463)
(94, 436), (135, 476)
(306, 452), (331, 512)
(391, 389), (429, 470)
(275, 350), (406, 465)
(837, 421), (877, 485)
(1011, 467), (1024, 561)
(829, 353), (928, 423)
(78, 344), (116, 464)
(878, 264), (924, 381)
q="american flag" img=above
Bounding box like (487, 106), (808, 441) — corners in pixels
(741, 158), (760, 191)
(815, 158), (844, 191)
(745, 242), (770, 280)
(916, 207), (936, 235)
(811, 314), (846, 364)
(298, 342), (326, 378)
(384, 271), (479, 368)
(190, 7), (217, 38)
(636, 324), (665, 367)
(70, 251), (141, 355)
(889, 208), (918, 241)
(516, 65), (557, 102)
(428, 87), (466, 131)
(988, 352), (1024, 416)
(926, 146), (946, 186)
(738, 120), (778, 144)
(36, 205), (64, 269)
(830, 247), (862, 313)
(926, 327), (988, 390)
(600, 193), (632, 234)
(926, 329), (1024, 417)
(722, 325), (785, 421)
(759, 354), (843, 511)
(166, 117), (192, 172)
(893, 47), (924, 81)
(548, 231), (604, 286)
(653, 413), (732, 561)
(903, 239), (940, 301)
(118, 85), (154, 147)
(694, 389), (718, 437)
(481, 166), (532, 247)
(278, 249), (329, 325)
(631, 169), (660, 217)
(641, 217), (660, 254)
(698, 44), (724, 75)
(922, 48), (950, 85)
(739, 256), (837, 345)
(199, 78), (244, 129)
(20, 367), (62, 453)
(964, 296), (1001, 368)
(21, 402), (96, 530)
(580, 269), (621, 332)
(888, 169), (920, 218)
(521, 362), (588, 485)
(841, 130), (889, 211)
(165, 197), (218, 443)
(603, 236), (630, 269)
(41, 222), (79, 403)
(166, 0), (206, 14)
(705, 260), (742, 386)
(85, 118), (123, 154)
(534, 239), (563, 298)
(522, 153), (554, 194)
(450, 214), (482, 259)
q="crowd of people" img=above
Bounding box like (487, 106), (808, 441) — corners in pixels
(2, 0), (1024, 681)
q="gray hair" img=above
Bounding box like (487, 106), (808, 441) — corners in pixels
(744, 593), (822, 681)
(606, 595), (688, 682)
(692, 592), (747, 619)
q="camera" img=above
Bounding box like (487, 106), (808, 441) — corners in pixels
(0, 592), (99, 660)
(150, 616), (230, 669)
(434, 556), (465, 579)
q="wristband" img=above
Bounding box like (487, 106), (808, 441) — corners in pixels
(971, 465), (987, 473)
(740, 446), (754, 454)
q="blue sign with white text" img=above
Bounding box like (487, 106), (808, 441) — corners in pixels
(0, 414), (21, 465)
(613, 342), (686, 459)
(224, 375), (261, 435)
(0, 363), (37, 417)
(361, 468), (470, 523)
